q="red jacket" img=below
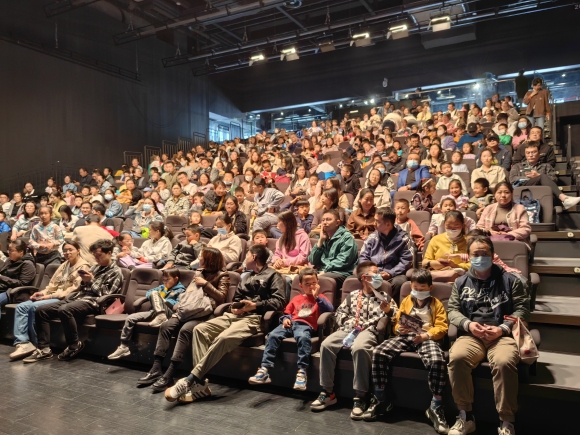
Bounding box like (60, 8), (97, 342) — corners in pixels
(282, 293), (333, 331)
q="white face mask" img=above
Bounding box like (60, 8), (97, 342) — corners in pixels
(446, 228), (462, 240)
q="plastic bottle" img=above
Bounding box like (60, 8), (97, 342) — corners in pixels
(342, 326), (362, 348)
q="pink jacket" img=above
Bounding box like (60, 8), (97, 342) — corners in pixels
(272, 229), (312, 266)
(476, 203), (531, 245)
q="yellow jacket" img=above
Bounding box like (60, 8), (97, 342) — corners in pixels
(424, 233), (470, 270)
(393, 295), (448, 341)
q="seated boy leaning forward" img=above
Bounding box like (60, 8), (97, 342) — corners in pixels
(367, 269), (449, 433)
(107, 268), (186, 360)
(310, 261), (398, 421)
(164, 244), (286, 403)
(249, 268), (333, 390)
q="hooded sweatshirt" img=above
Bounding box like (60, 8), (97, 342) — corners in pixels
(208, 231), (243, 264)
(308, 225), (358, 276)
(0, 253), (36, 293)
(272, 229), (311, 266)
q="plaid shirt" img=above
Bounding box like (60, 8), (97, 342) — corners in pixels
(68, 262), (123, 306)
(335, 289), (398, 335)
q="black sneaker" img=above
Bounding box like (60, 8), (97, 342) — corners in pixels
(350, 397), (367, 420)
(23, 348), (53, 364)
(362, 395), (393, 422)
(426, 404), (450, 434)
(151, 376), (174, 392)
(58, 341), (84, 361)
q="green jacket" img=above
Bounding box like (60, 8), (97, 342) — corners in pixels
(308, 226), (358, 276)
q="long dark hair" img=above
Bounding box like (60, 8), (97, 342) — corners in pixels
(322, 188), (339, 209)
(22, 201), (38, 219)
(200, 246), (225, 272)
(278, 210), (298, 253)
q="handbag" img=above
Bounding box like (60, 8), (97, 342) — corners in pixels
(513, 188), (541, 224)
(504, 315), (539, 365)
(105, 298), (125, 315)
(173, 282), (213, 322)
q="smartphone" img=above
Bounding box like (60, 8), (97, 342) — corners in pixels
(78, 270), (89, 276)
(231, 302), (245, 309)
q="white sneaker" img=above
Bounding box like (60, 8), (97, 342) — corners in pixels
(498, 421), (515, 435)
(148, 313), (168, 327)
(562, 196), (580, 210)
(178, 380), (211, 403)
(448, 411), (476, 435)
(10, 343), (37, 360)
(165, 378), (191, 402)
(108, 344), (131, 360)
(249, 367), (271, 385)
(293, 369), (307, 391)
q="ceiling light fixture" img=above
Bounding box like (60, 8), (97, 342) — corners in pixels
(350, 32), (371, 47)
(316, 35), (335, 52)
(387, 23), (409, 40)
(429, 15), (451, 32)
(248, 52), (265, 66)
(280, 46), (299, 61)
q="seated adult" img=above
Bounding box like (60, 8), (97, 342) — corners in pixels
(9, 241), (89, 361)
(164, 244), (285, 403)
(421, 144), (445, 176)
(26, 239), (123, 362)
(91, 203), (116, 232)
(341, 152), (363, 178)
(0, 239), (36, 316)
(510, 141), (580, 210)
(512, 126), (555, 167)
(73, 201), (92, 229)
(48, 192), (67, 220)
(456, 123), (484, 149)
(359, 207), (413, 300)
(347, 188), (376, 240)
(252, 176), (284, 232)
(117, 179), (143, 206)
(384, 146), (406, 175)
(163, 184), (190, 217)
(124, 198), (164, 238)
(354, 169), (391, 211)
(471, 147), (507, 190)
(120, 222), (173, 268)
(308, 209), (358, 291)
(393, 153), (431, 201)
(477, 182), (531, 246)
(364, 161), (395, 190)
(476, 133), (511, 170)
(10, 201), (39, 241)
(203, 180), (229, 216)
(103, 188), (124, 218)
(447, 236), (529, 435)
(29, 205), (64, 266)
(72, 214), (114, 266)
(57, 205), (78, 234)
(422, 211), (470, 282)
(203, 214), (242, 265)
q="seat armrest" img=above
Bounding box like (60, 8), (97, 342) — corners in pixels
(529, 234), (538, 262)
(530, 272), (540, 311)
(530, 273), (540, 287)
(448, 324), (458, 345)
(262, 310), (282, 333)
(133, 296), (149, 311)
(214, 302), (232, 316)
(530, 328), (541, 348)
(6, 286), (39, 304)
(96, 294), (125, 313)
(376, 317), (391, 342)
(406, 268), (415, 279)
(317, 312), (336, 340)
(226, 262), (242, 271)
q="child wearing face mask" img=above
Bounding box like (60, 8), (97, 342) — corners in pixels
(427, 199), (476, 237)
(497, 123), (512, 146)
(368, 269), (449, 431)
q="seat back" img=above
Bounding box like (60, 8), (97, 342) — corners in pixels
(170, 238), (180, 248)
(290, 275), (337, 305)
(110, 218), (124, 234)
(122, 218), (134, 232)
(465, 210), (478, 223)
(408, 211), (430, 237)
(276, 182), (290, 194)
(341, 276), (393, 302)
(339, 141), (350, 150)
(432, 189), (448, 204)
(492, 240), (529, 277)
(201, 215), (218, 229)
(514, 186), (553, 224)
(179, 270), (196, 288)
(166, 215), (188, 234)
(400, 281), (453, 309)
(266, 238), (278, 253)
(394, 191), (416, 204)
(227, 271), (240, 303)
(133, 237), (147, 248)
(325, 150), (342, 160)
(39, 263), (61, 290)
(238, 238), (248, 262)
(355, 239), (365, 253)
(464, 159), (477, 172)
(32, 264), (46, 288)
(124, 268), (160, 314)
(344, 193), (355, 209)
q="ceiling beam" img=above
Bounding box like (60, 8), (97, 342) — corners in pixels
(212, 23), (243, 42)
(275, 5), (306, 30)
(358, 0), (376, 16)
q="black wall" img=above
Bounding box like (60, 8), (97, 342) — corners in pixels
(0, 0), (241, 191)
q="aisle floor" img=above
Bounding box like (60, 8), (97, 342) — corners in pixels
(0, 343), (503, 435)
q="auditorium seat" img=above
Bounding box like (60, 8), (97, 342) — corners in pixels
(165, 215), (188, 234)
(111, 217), (124, 234)
(6, 263), (53, 304)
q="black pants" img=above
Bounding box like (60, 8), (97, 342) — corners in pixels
(320, 272), (348, 292)
(35, 300), (97, 348)
(154, 315), (211, 363)
(387, 274), (408, 303)
(521, 174), (561, 202)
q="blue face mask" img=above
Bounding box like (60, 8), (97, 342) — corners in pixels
(370, 273), (383, 289)
(411, 289), (431, 300)
(397, 150), (403, 156)
(142, 204), (152, 212)
(470, 256), (493, 272)
(378, 168), (385, 175)
(407, 160), (419, 169)
(217, 227), (228, 235)
(518, 122), (527, 129)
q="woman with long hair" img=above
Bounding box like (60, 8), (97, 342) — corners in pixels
(353, 169), (391, 211)
(346, 188), (376, 240)
(11, 201), (39, 241)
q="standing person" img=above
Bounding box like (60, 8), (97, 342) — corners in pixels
(308, 210), (358, 292)
(29, 205), (64, 267)
(25, 239), (123, 362)
(9, 241), (89, 360)
(72, 214), (114, 266)
(164, 244), (285, 403)
(447, 236), (530, 435)
(523, 78), (550, 129)
(310, 261), (397, 419)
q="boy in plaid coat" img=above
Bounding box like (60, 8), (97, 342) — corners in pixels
(366, 269), (449, 434)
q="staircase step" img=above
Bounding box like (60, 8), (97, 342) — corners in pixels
(536, 274), (580, 297)
(531, 257), (580, 275)
(530, 323), (580, 355)
(555, 162), (569, 172)
(532, 296), (580, 326)
(556, 156), (568, 163)
(556, 212), (580, 230)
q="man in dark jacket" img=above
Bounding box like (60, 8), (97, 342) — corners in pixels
(511, 126), (556, 168)
(384, 146), (406, 175)
(476, 133), (511, 170)
(0, 239), (36, 314)
(163, 225), (205, 269)
(447, 236), (529, 435)
(341, 164), (361, 197)
(359, 207), (413, 301)
(165, 244), (286, 403)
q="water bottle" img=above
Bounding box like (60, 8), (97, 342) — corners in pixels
(342, 326), (362, 349)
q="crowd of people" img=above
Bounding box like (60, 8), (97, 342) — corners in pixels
(0, 85), (557, 435)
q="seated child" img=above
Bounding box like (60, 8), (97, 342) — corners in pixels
(0, 212), (11, 234)
(436, 179), (469, 212)
(234, 187), (257, 216)
(468, 178), (494, 219)
(189, 192), (205, 214)
(461, 142), (476, 159)
(451, 151), (469, 173)
(113, 233), (143, 268)
(357, 149), (370, 168)
(107, 268), (186, 360)
(427, 198), (476, 237)
(248, 268), (333, 390)
(367, 269), (448, 432)
(237, 230), (274, 273)
(411, 178), (435, 213)
(189, 211), (204, 228)
(436, 162), (468, 196)
(498, 123), (512, 146)
(394, 199), (425, 251)
(161, 224), (205, 270)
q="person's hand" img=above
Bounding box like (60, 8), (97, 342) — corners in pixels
(360, 232), (368, 241)
(251, 210), (257, 217)
(527, 170), (540, 178)
(283, 318), (292, 328)
(273, 259), (285, 269)
(319, 227), (328, 243)
(80, 271), (93, 283)
(379, 300), (391, 314)
(194, 276), (207, 286)
(312, 284), (321, 298)
(10, 233), (17, 241)
(398, 185), (409, 191)
(413, 333), (429, 345)
(231, 307), (244, 316)
(468, 321), (487, 339)
(30, 291), (44, 301)
(546, 113), (550, 121)
(483, 325), (503, 341)
(398, 326), (411, 335)
(380, 271), (391, 280)
(240, 299), (257, 312)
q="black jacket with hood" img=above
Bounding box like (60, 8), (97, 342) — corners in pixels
(0, 253), (36, 293)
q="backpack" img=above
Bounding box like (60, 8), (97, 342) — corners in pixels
(514, 189), (541, 224)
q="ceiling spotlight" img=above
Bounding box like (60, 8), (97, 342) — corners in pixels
(387, 22), (409, 40)
(281, 112), (284, 115)
(339, 104), (343, 108)
(256, 114), (260, 118)
(351, 32), (371, 47)
(248, 52), (265, 66)
(351, 100), (355, 103)
(280, 46), (299, 61)
(316, 35), (335, 52)
(429, 15), (451, 32)
(382, 78), (388, 88)
(437, 90), (441, 94)
(474, 83), (480, 89)
(364, 100), (368, 105)
(370, 98), (375, 103)
(308, 109), (311, 112)
(562, 73), (566, 77)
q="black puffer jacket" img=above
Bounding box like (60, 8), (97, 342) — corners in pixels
(0, 253), (36, 293)
(232, 266), (286, 315)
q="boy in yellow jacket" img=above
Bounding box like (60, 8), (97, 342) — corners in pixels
(364, 269), (449, 434)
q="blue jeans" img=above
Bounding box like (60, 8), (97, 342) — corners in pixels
(261, 322), (313, 369)
(269, 227), (282, 239)
(0, 292), (9, 319)
(527, 115), (545, 130)
(13, 299), (59, 345)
